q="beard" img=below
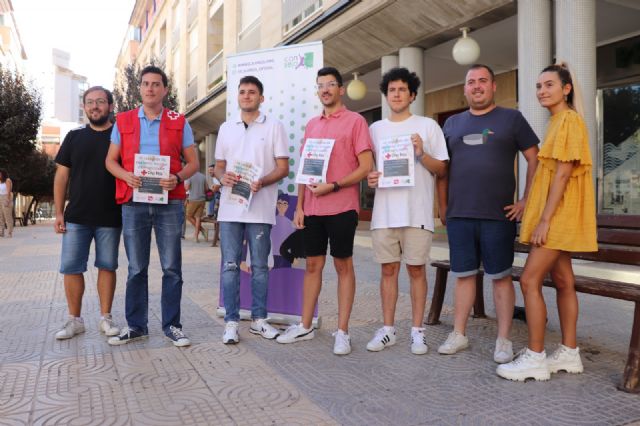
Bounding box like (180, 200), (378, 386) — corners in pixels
(87, 111), (111, 126)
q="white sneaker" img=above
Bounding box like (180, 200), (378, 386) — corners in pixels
(548, 344), (584, 374)
(222, 321), (239, 344)
(410, 327), (428, 355)
(250, 318), (280, 339)
(496, 348), (551, 381)
(366, 327), (396, 352)
(55, 317), (85, 340)
(437, 331), (469, 355)
(276, 323), (315, 344)
(99, 315), (120, 337)
(333, 329), (351, 355)
(494, 337), (514, 364)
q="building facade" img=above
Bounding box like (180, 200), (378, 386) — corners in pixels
(0, 0), (26, 70)
(116, 0), (640, 220)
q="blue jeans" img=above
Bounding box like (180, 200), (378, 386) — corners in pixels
(60, 222), (121, 274)
(122, 200), (184, 335)
(219, 222), (271, 322)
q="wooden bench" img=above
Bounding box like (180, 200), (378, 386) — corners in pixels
(200, 216), (219, 247)
(426, 214), (640, 393)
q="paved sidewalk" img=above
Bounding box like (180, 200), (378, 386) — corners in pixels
(0, 223), (639, 425)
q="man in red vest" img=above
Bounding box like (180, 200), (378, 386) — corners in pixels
(105, 66), (199, 347)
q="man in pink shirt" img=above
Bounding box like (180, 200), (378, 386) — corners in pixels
(277, 67), (373, 355)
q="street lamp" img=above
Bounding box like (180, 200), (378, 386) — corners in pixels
(346, 72), (367, 101)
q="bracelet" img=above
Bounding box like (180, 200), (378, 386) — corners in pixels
(332, 182), (340, 192)
(175, 174), (183, 184)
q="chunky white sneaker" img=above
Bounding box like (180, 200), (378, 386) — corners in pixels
(333, 329), (351, 355)
(99, 315), (120, 337)
(249, 318), (280, 339)
(496, 348), (550, 381)
(223, 321), (239, 344)
(55, 317), (85, 340)
(494, 337), (514, 364)
(276, 323), (315, 344)
(437, 331), (469, 355)
(548, 344), (584, 374)
(410, 328), (428, 355)
(366, 327), (396, 352)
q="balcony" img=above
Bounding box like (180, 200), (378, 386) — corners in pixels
(171, 26), (180, 49)
(187, 77), (198, 106)
(237, 19), (260, 53)
(207, 50), (224, 89)
(159, 46), (166, 64)
(187, 0), (198, 29)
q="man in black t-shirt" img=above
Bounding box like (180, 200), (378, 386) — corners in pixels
(53, 86), (122, 341)
(436, 64), (540, 363)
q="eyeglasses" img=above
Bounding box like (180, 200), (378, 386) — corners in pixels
(85, 99), (108, 106)
(316, 81), (339, 90)
(277, 201), (289, 206)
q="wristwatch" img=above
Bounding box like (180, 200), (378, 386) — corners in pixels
(332, 182), (340, 192)
(175, 174), (183, 184)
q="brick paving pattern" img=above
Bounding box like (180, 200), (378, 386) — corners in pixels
(0, 224), (638, 425)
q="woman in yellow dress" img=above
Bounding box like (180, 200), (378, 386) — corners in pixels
(497, 63), (597, 382)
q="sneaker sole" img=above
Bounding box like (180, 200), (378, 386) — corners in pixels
(101, 329), (120, 337)
(549, 364), (584, 374)
(437, 342), (469, 355)
(223, 338), (239, 344)
(249, 328), (280, 339)
(366, 341), (396, 352)
(55, 330), (85, 340)
(411, 346), (428, 355)
(108, 335), (148, 346)
(165, 336), (191, 347)
(496, 367), (551, 382)
(494, 354), (514, 364)
(334, 347), (351, 356)
(276, 331), (315, 344)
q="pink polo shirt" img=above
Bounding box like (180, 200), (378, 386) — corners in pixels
(301, 107), (373, 216)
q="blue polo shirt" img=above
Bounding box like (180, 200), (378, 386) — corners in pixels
(111, 108), (194, 155)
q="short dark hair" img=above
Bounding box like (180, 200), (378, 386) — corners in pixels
(140, 65), (168, 87)
(317, 67), (343, 87)
(82, 86), (113, 105)
(0, 169), (7, 182)
(238, 75), (264, 95)
(208, 163), (216, 168)
(277, 192), (290, 202)
(467, 64), (495, 81)
(379, 67), (421, 97)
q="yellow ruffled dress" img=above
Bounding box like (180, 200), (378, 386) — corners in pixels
(520, 109), (598, 252)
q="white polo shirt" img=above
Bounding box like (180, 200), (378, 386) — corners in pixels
(215, 112), (289, 225)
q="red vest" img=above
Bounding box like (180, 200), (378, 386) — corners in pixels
(115, 108), (187, 204)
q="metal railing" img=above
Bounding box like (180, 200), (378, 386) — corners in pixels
(207, 50), (224, 89)
(187, 0), (198, 29)
(186, 76), (198, 106)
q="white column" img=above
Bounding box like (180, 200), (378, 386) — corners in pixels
(399, 47), (424, 116)
(205, 133), (217, 167)
(517, 0), (551, 197)
(380, 55), (398, 119)
(555, 0), (597, 187)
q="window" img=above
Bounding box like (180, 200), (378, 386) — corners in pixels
(600, 83), (640, 215)
(282, 0), (322, 34)
(239, 0), (261, 33)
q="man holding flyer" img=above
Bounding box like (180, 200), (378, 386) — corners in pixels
(105, 66), (199, 347)
(214, 75), (289, 344)
(277, 67), (373, 355)
(365, 67), (448, 354)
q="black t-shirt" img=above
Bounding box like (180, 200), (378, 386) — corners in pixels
(442, 107), (539, 221)
(55, 125), (122, 227)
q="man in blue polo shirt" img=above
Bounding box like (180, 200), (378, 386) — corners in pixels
(105, 66), (199, 347)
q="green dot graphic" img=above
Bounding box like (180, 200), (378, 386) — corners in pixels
(289, 158), (295, 166)
(289, 146), (295, 153)
(288, 171), (295, 179)
(288, 184), (295, 193)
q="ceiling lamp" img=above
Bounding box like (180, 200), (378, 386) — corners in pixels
(452, 27), (480, 65)
(346, 72), (367, 101)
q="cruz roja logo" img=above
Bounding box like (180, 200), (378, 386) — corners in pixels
(284, 52), (314, 69)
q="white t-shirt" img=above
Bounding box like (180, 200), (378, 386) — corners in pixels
(215, 113), (289, 225)
(369, 115), (449, 231)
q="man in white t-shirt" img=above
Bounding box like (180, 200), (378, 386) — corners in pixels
(366, 67), (449, 354)
(214, 76), (289, 344)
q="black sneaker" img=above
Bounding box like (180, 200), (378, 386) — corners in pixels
(108, 327), (148, 346)
(166, 325), (191, 347)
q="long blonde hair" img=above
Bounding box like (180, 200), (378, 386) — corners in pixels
(541, 61), (585, 118)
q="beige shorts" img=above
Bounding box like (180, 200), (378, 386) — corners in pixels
(372, 227), (433, 265)
(186, 200), (205, 219)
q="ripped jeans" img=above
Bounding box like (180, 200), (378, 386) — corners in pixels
(219, 222), (272, 322)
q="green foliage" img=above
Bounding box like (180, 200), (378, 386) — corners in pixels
(15, 150), (56, 199)
(0, 65), (42, 172)
(112, 57), (179, 113)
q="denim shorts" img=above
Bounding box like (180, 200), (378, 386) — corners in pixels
(60, 222), (121, 274)
(446, 218), (516, 279)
